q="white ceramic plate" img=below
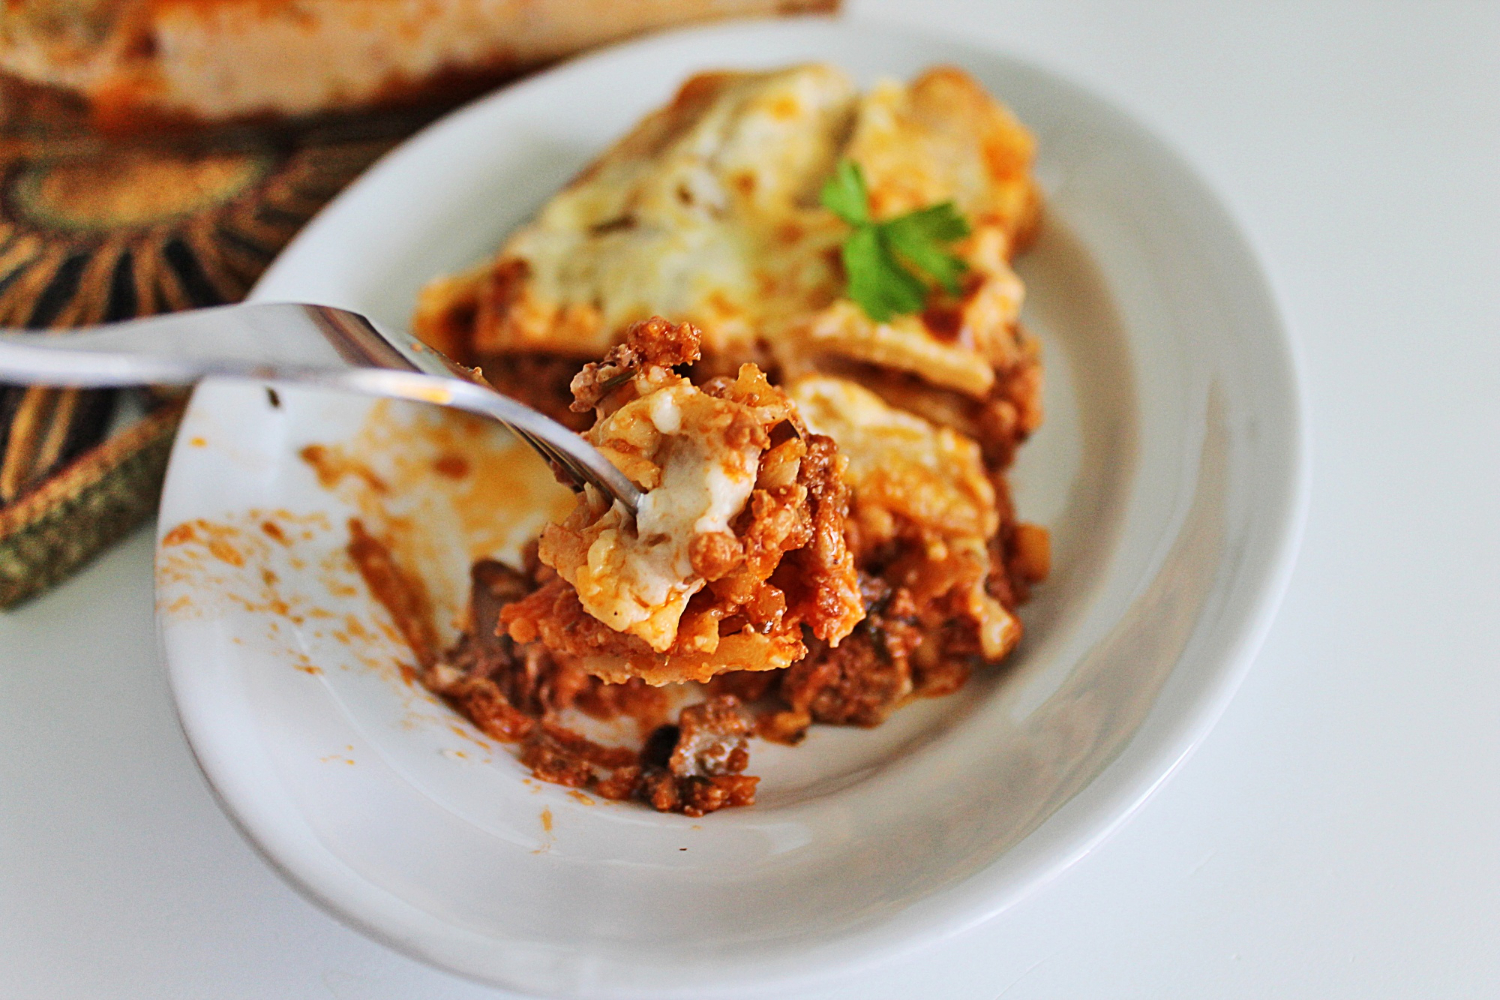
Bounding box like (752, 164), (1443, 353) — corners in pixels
(156, 18), (1307, 1000)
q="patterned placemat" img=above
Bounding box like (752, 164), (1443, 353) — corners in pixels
(0, 76), (439, 607)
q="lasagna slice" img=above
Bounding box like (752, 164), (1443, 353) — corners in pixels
(378, 62), (1055, 813)
(414, 63), (1043, 456)
(501, 317), (864, 685)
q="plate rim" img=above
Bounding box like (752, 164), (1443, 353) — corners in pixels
(159, 16), (1311, 998)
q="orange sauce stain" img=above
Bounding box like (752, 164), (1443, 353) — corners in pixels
(373, 618), (404, 648)
(568, 790), (596, 806)
(206, 538), (243, 566)
(189, 436), (206, 447)
(161, 523), (195, 546)
(300, 443), (389, 494)
(302, 399), (572, 573)
(156, 511), (352, 700)
(167, 401), (584, 765)
(448, 722), (494, 752)
(433, 453), (469, 479)
(532, 806), (556, 854)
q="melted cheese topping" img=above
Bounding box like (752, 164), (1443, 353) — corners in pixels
(789, 375), (1020, 659)
(539, 374), (762, 652)
(492, 65), (855, 357)
(420, 64), (1040, 400)
(788, 376), (998, 540)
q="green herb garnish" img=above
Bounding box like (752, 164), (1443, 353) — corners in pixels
(819, 159), (971, 322)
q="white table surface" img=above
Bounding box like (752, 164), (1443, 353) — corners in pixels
(4, 2), (1497, 997)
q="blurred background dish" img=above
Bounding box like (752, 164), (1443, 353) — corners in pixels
(0, 0), (836, 127)
(0, 0), (835, 607)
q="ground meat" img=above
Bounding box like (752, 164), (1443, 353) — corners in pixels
(346, 519), (439, 670)
(668, 696), (753, 777)
(446, 559), (528, 676)
(340, 313), (1049, 818)
(635, 695), (759, 817)
(637, 771), (758, 817)
(704, 668), (781, 705)
(348, 527), (756, 815)
(909, 623), (976, 698)
(762, 577), (923, 741)
(513, 321), (864, 686)
(688, 530), (745, 580)
(772, 433), (864, 643)
(520, 721), (639, 790)
(569, 316), (702, 412)
(503, 575), (658, 662)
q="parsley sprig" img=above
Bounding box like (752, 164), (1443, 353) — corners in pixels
(820, 159), (971, 323)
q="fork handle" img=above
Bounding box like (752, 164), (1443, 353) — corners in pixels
(0, 302), (645, 516)
(0, 302), (457, 387)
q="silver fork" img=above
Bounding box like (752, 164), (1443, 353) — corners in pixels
(0, 302), (643, 516)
